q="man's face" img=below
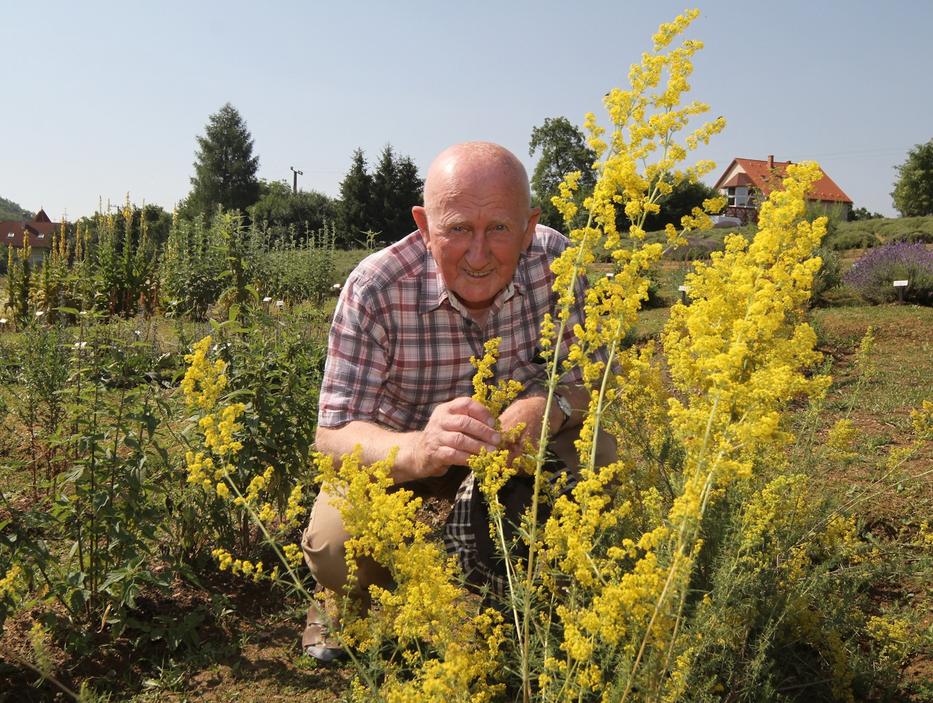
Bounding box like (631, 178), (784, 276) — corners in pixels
(413, 168), (539, 311)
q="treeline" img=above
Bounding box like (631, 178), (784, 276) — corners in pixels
(0, 195), (31, 221)
(173, 103), (423, 249)
(169, 103), (720, 251)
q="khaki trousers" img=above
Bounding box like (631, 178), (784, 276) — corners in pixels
(300, 428), (616, 601)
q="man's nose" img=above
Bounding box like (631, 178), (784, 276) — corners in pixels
(464, 230), (490, 268)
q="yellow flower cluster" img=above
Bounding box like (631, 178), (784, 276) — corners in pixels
(237, 466), (274, 505)
(282, 543), (303, 567)
(0, 564), (23, 602)
(182, 337), (247, 498)
(468, 337), (531, 525)
(787, 601), (855, 703)
(200, 402), (246, 457)
(737, 474), (806, 571)
(284, 482), (305, 527)
(185, 450), (230, 494)
(182, 336), (309, 592)
(917, 520), (933, 548)
(470, 337), (524, 419)
(854, 326), (876, 380)
(543, 459), (631, 589)
(230, 465), (288, 529)
(318, 447), (505, 699)
(211, 547), (276, 583)
(911, 399), (933, 438)
(181, 336), (228, 410)
(531, 33), (833, 699)
(825, 418), (858, 462)
(663, 162), (831, 487)
(867, 614), (915, 669)
(543, 10), (728, 491)
(883, 399), (932, 472)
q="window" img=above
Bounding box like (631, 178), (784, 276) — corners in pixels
(5, 232), (13, 238)
(727, 186), (751, 207)
(38, 233), (45, 239)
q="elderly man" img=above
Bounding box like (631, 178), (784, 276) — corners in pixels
(301, 142), (606, 661)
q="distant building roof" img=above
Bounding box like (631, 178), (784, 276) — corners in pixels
(0, 209), (59, 250)
(719, 172), (754, 188)
(714, 157), (852, 204)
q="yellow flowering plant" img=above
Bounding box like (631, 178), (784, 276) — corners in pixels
(178, 332), (317, 591)
(206, 9), (928, 702)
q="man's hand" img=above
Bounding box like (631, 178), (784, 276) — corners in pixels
(497, 395), (559, 467)
(408, 397), (501, 479)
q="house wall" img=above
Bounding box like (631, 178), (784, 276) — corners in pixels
(716, 161), (746, 189)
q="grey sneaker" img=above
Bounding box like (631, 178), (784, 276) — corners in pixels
(302, 601), (346, 663)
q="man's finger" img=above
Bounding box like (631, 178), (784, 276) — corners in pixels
(436, 430), (489, 457)
(443, 414), (501, 447)
(444, 397), (496, 427)
(432, 444), (473, 470)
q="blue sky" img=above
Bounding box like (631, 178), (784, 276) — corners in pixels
(3, 0), (931, 220)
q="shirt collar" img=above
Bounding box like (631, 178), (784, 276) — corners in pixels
(420, 247), (447, 313)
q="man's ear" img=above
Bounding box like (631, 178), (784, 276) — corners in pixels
(522, 207), (541, 250)
(412, 206), (429, 240)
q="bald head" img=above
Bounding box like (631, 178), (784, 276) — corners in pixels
(423, 142), (532, 216)
(411, 142), (540, 312)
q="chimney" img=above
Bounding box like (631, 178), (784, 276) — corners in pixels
(767, 154), (774, 169)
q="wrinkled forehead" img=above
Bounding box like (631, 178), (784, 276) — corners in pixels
(425, 157), (530, 216)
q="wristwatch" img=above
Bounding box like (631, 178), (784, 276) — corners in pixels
(554, 390), (573, 431)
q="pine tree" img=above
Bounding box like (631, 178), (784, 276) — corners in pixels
(370, 145), (399, 244)
(370, 145), (423, 244)
(187, 103), (260, 219)
(392, 155), (424, 239)
(337, 148), (373, 247)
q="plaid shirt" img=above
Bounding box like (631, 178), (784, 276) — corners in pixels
(318, 225), (587, 431)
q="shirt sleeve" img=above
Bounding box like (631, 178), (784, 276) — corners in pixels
(317, 271), (390, 428)
(556, 271), (591, 387)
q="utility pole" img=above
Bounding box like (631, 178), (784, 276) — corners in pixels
(290, 166), (303, 194)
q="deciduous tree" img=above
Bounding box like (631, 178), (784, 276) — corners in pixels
(249, 180), (338, 243)
(642, 177), (719, 232)
(892, 138), (933, 217)
(529, 117), (597, 229)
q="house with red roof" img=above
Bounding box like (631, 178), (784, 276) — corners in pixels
(0, 209), (58, 266)
(713, 156), (852, 224)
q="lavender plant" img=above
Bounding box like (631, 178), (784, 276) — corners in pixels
(843, 242), (933, 304)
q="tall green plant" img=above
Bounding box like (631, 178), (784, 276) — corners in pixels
(92, 199), (158, 317)
(161, 211), (229, 320)
(14, 324), (69, 497)
(5, 233), (32, 326)
(1, 318), (173, 653)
